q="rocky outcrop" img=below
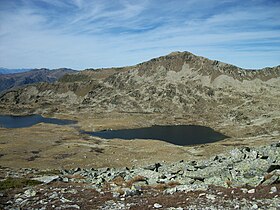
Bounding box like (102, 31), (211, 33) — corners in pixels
(1, 143), (279, 209)
(56, 143), (280, 189)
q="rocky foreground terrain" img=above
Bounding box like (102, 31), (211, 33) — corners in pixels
(0, 51), (279, 209)
(0, 143), (279, 209)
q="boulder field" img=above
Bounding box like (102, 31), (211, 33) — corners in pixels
(1, 143), (279, 209)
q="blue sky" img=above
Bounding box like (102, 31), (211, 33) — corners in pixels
(0, 0), (279, 69)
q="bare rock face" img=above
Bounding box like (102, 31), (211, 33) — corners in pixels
(75, 52), (280, 124)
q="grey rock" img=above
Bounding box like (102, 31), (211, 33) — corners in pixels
(153, 203), (163, 208)
(248, 189), (255, 194)
(62, 177), (69, 182)
(122, 186), (141, 197)
(262, 174), (279, 186)
(132, 180), (148, 187)
(175, 177), (194, 185)
(204, 176), (229, 187)
(60, 204), (80, 209)
(24, 189), (36, 197)
(240, 188), (248, 193)
(49, 192), (59, 199)
(112, 191), (120, 198)
(176, 183), (208, 192)
(229, 148), (245, 162)
(164, 187), (177, 195)
(245, 149), (258, 159)
(267, 165), (280, 173)
(252, 203), (258, 209)
(68, 189), (78, 194)
(144, 163), (162, 172)
(15, 198), (23, 203)
(185, 164), (230, 181)
(235, 159), (270, 175)
(132, 169), (159, 185)
(60, 197), (71, 203)
(206, 194), (216, 200)
(243, 176), (264, 187)
(73, 167), (81, 173)
(32, 175), (60, 184)
(270, 186), (277, 193)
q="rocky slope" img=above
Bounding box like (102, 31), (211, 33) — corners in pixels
(1, 52), (279, 111)
(0, 68), (77, 94)
(1, 143), (279, 209)
(81, 51), (280, 113)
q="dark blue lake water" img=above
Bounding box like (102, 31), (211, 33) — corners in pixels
(0, 115), (77, 128)
(83, 125), (228, 146)
(0, 115), (227, 146)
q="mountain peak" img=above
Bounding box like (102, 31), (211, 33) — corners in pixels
(167, 51), (184, 56)
(167, 51), (193, 56)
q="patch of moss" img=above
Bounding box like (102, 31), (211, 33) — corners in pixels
(0, 177), (42, 190)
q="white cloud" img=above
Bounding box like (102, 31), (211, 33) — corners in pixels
(0, 0), (279, 69)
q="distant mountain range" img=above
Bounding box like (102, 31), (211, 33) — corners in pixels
(0, 68), (33, 74)
(0, 68), (77, 93)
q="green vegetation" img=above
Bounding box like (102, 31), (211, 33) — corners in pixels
(0, 177), (42, 190)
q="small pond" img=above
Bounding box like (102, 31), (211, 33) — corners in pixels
(0, 115), (77, 128)
(82, 125), (228, 146)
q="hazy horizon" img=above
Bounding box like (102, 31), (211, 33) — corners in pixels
(1, 50), (279, 71)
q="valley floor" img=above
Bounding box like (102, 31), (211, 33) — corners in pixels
(0, 112), (278, 170)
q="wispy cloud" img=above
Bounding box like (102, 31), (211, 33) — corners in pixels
(0, 0), (279, 69)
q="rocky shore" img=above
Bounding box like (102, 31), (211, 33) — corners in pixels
(1, 142), (279, 209)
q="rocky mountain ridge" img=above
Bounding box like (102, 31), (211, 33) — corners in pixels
(0, 68), (31, 74)
(0, 68), (77, 94)
(135, 51), (280, 81)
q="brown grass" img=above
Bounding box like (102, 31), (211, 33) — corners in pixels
(66, 174), (85, 179)
(111, 176), (126, 186)
(225, 179), (232, 188)
(126, 175), (147, 187)
(144, 181), (180, 191)
(264, 173), (273, 181)
(115, 187), (125, 195)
